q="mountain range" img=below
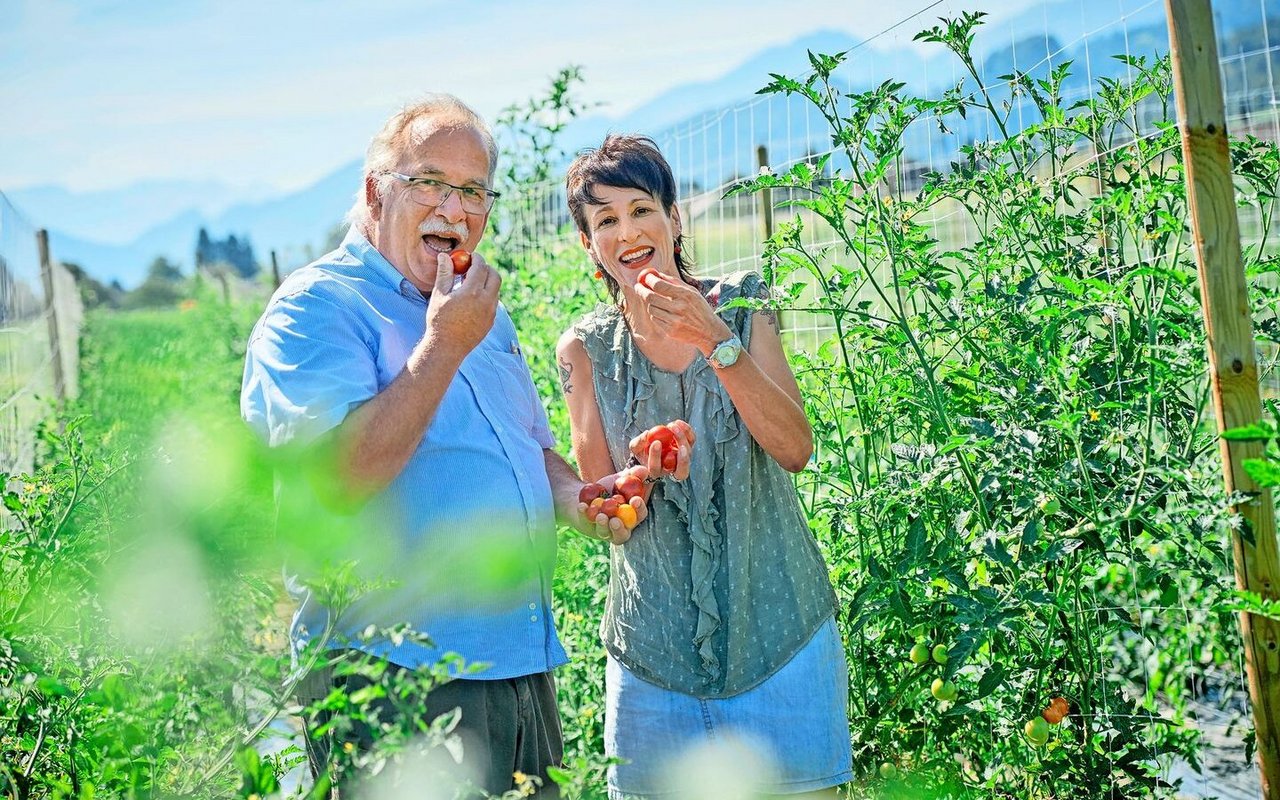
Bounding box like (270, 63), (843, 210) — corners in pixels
(6, 0), (1263, 288)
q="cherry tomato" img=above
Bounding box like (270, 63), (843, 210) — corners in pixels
(579, 483), (607, 505)
(931, 644), (949, 665)
(878, 762), (898, 780)
(601, 497), (621, 518)
(908, 643), (930, 665)
(636, 267), (661, 289)
(449, 249), (472, 275)
(1042, 696), (1069, 725)
(662, 451), (678, 472)
(930, 678), (957, 702)
(615, 473), (645, 502)
(615, 503), (638, 529)
(587, 498), (605, 517)
(1024, 717), (1050, 746)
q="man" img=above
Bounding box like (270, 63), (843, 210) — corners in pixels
(241, 94), (637, 795)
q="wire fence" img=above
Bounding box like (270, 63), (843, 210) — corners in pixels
(499, 0), (1276, 796)
(500, 0), (1279, 406)
(0, 191), (83, 476)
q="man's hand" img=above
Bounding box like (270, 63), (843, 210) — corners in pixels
(572, 466), (651, 545)
(423, 250), (500, 361)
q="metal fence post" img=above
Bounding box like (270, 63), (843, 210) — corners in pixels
(36, 229), (66, 404)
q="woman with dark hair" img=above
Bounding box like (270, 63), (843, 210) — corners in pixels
(556, 135), (852, 798)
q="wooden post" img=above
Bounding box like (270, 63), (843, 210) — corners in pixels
(270, 250), (281, 290)
(756, 145), (774, 241)
(1166, 1), (1280, 794)
(36, 229), (66, 404)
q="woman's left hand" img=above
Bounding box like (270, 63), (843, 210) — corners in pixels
(634, 273), (732, 355)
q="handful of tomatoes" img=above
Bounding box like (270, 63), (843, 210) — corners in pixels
(578, 466), (647, 532)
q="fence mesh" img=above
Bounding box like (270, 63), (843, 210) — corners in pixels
(496, 1), (1275, 795)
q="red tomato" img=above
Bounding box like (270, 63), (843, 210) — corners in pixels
(636, 268), (661, 289)
(601, 497), (621, 517)
(662, 451), (678, 472)
(449, 249), (472, 275)
(1042, 696), (1069, 725)
(648, 426), (677, 452)
(615, 473), (644, 501)
(578, 483), (607, 505)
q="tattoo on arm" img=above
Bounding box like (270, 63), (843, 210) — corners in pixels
(558, 359), (574, 395)
(761, 307), (779, 332)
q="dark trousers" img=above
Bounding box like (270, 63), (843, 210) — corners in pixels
(299, 657), (563, 798)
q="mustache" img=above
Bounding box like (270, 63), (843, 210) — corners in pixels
(419, 221), (469, 240)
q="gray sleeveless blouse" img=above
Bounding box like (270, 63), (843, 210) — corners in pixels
(572, 270), (837, 698)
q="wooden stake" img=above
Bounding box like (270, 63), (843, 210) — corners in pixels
(757, 145), (773, 241)
(1166, 0), (1280, 794)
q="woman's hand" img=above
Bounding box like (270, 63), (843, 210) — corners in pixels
(629, 420), (696, 482)
(634, 273), (732, 356)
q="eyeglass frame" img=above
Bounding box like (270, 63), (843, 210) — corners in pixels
(383, 171), (501, 213)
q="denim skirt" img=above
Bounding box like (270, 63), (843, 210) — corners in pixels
(604, 616), (853, 799)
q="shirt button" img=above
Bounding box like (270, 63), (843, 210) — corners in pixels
(529, 615), (538, 622)
(529, 603), (537, 610)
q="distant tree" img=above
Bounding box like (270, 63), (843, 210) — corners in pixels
(194, 229), (259, 278)
(122, 256), (186, 309)
(62, 261), (121, 309)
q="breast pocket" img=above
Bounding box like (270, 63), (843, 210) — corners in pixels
(480, 349), (541, 432)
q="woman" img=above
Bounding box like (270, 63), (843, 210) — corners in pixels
(556, 135), (852, 798)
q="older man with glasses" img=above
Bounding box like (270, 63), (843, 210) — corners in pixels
(241, 94), (640, 796)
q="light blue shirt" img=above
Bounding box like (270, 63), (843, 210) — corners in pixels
(241, 227), (567, 678)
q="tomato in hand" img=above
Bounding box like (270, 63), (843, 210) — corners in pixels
(662, 450), (678, 472)
(648, 425), (677, 451)
(615, 503), (638, 529)
(636, 267), (661, 289)
(579, 483), (607, 505)
(615, 473), (645, 502)
(449, 249), (472, 275)
(601, 496), (621, 517)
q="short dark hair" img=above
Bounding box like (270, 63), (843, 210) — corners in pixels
(565, 135), (693, 302)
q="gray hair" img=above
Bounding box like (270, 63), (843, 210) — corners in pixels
(346, 93), (499, 232)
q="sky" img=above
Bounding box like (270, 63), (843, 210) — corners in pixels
(0, 0), (1042, 195)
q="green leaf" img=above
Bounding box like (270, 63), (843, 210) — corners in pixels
(1223, 423), (1276, 442)
(1243, 457), (1280, 488)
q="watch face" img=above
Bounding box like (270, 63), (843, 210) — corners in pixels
(712, 338), (742, 367)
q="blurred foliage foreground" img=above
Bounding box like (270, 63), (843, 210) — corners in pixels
(6, 13), (1280, 800)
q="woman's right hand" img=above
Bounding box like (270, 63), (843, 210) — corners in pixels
(629, 419), (696, 482)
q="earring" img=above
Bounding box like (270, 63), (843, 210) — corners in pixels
(674, 240), (682, 257)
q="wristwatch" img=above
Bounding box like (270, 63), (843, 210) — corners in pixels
(707, 335), (743, 369)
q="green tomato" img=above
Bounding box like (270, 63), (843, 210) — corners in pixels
(1038, 495), (1061, 516)
(1024, 717), (1050, 746)
(878, 762), (898, 780)
(931, 644), (949, 665)
(909, 643), (931, 665)
(930, 678), (957, 702)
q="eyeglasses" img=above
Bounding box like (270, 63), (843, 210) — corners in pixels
(384, 172), (500, 214)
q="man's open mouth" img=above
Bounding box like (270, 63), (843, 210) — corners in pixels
(422, 233), (462, 253)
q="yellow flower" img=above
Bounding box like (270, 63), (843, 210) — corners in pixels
(513, 771), (529, 784)
(1088, 409), (1100, 422)
(23, 482), (35, 493)
(343, 741), (355, 754)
